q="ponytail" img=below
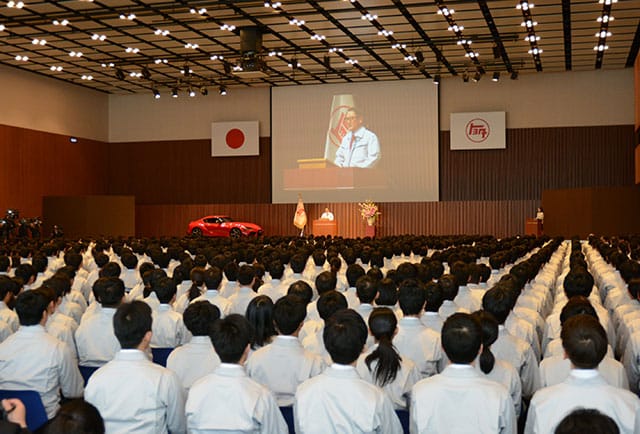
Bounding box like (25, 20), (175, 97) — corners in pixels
(471, 310), (499, 375)
(479, 346), (495, 374)
(187, 283), (202, 301)
(365, 307), (402, 387)
(188, 267), (206, 301)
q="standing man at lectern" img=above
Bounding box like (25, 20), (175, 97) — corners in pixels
(334, 108), (380, 168)
(320, 208), (334, 221)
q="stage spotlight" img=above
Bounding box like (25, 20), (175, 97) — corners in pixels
(492, 72), (500, 82)
(171, 87), (178, 97)
(183, 63), (190, 76)
(472, 71), (481, 82)
(115, 68), (125, 80)
(188, 87), (196, 97)
(433, 74), (441, 85)
(219, 86), (227, 96)
(152, 87), (160, 99)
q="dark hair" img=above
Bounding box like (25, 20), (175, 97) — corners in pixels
(563, 270), (595, 298)
(15, 289), (49, 325)
(44, 399), (105, 434)
(245, 295), (276, 348)
(121, 254), (138, 270)
(471, 310), (499, 374)
(561, 314), (607, 369)
(93, 277), (125, 308)
(237, 264), (255, 286)
(481, 287), (513, 324)
(365, 308), (402, 386)
(560, 296), (598, 326)
(317, 290), (348, 321)
(99, 262), (121, 278)
(210, 314), (253, 363)
(554, 408), (620, 434)
(375, 278), (398, 306)
(31, 255), (48, 274)
(154, 276), (177, 304)
(204, 266), (223, 290)
(323, 309), (367, 365)
(355, 275), (377, 304)
(397, 279), (425, 316)
(273, 295), (306, 335)
(424, 281), (444, 312)
(223, 262), (239, 281)
(268, 261), (285, 280)
(438, 274), (459, 301)
(441, 313), (482, 364)
(346, 264), (365, 287)
(287, 280), (313, 304)
(113, 301), (152, 349)
(14, 263), (36, 285)
(450, 261), (470, 287)
(183, 301), (220, 336)
(188, 267), (206, 301)
(315, 271), (337, 295)
(289, 254), (307, 274)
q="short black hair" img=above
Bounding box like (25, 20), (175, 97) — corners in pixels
(99, 262), (121, 278)
(44, 399), (105, 434)
(482, 286), (513, 324)
(438, 274), (459, 301)
(287, 280), (313, 304)
(397, 279), (425, 315)
(153, 276), (177, 304)
(355, 275), (377, 304)
(93, 277), (125, 308)
(346, 264), (365, 287)
(210, 314), (253, 363)
(15, 289), (49, 325)
(424, 281), (444, 312)
(183, 301), (220, 336)
(273, 295), (306, 335)
(317, 290), (348, 321)
(441, 313), (482, 364)
(113, 301), (152, 349)
(204, 266), (223, 290)
(237, 264), (255, 286)
(315, 271), (337, 295)
(561, 314), (607, 369)
(323, 308), (367, 365)
(554, 409), (619, 434)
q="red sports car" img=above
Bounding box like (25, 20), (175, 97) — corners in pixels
(187, 216), (263, 238)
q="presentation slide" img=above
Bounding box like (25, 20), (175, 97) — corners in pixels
(271, 80), (439, 203)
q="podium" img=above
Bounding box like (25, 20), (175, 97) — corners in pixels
(312, 219), (338, 236)
(525, 218), (543, 236)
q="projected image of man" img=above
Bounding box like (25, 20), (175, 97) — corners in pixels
(334, 108), (380, 168)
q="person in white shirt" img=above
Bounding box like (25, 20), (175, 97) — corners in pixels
(186, 314), (287, 433)
(228, 265), (258, 315)
(356, 307), (420, 410)
(167, 301), (221, 393)
(150, 277), (190, 348)
(295, 309), (403, 434)
(320, 208), (334, 221)
(75, 277), (124, 367)
(410, 313), (516, 434)
(188, 266), (232, 317)
(302, 290), (348, 364)
(0, 275), (19, 332)
(525, 315), (640, 434)
(257, 261), (288, 303)
(0, 290), (84, 419)
(85, 300), (186, 434)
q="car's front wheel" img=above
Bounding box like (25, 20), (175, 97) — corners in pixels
(191, 227), (203, 236)
(230, 228), (242, 239)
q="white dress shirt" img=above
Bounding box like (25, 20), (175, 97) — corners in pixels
(0, 301), (18, 333)
(166, 335), (220, 393)
(151, 304), (190, 348)
(85, 349), (186, 434)
(394, 317), (444, 378)
(186, 363), (287, 433)
(75, 306), (120, 367)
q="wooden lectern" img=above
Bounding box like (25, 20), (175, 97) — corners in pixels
(312, 219), (338, 236)
(525, 218), (543, 236)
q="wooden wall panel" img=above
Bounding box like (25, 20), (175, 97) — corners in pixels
(136, 200), (538, 239)
(107, 137), (271, 204)
(440, 125), (635, 201)
(0, 124), (108, 218)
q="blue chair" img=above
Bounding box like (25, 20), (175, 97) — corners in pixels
(78, 365), (99, 386)
(151, 348), (174, 367)
(0, 389), (48, 432)
(395, 409), (410, 434)
(279, 406), (295, 434)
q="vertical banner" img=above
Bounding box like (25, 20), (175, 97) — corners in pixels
(293, 194), (307, 231)
(324, 94), (355, 163)
(450, 112), (506, 150)
(211, 121), (259, 157)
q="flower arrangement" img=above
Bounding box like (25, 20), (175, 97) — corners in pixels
(358, 200), (380, 225)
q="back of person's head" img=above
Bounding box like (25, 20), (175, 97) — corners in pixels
(323, 308), (367, 365)
(154, 276), (177, 304)
(15, 289), (49, 325)
(346, 264), (365, 287)
(365, 307), (401, 386)
(441, 313), (482, 364)
(287, 280), (313, 304)
(450, 261), (470, 287)
(186, 267), (206, 301)
(273, 295), (307, 335)
(237, 264), (255, 286)
(290, 254), (307, 274)
(268, 260), (285, 280)
(554, 409), (620, 434)
(424, 281), (444, 312)
(0, 275), (14, 300)
(31, 255), (48, 274)
(375, 278), (398, 307)
(397, 279), (425, 316)
(245, 295), (276, 348)
(438, 274), (459, 301)
(223, 261), (239, 281)
(210, 314), (253, 363)
(93, 277), (125, 308)
(121, 253), (138, 271)
(355, 275), (377, 304)
(43, 399), (105, 434)
(481, 286), (513, 324)
(471, 310), (499, 374)
(14, 263), (36, 285)
(317, 290), (348, 321)
(202, 266), (222, 290)
(560, 296), (598, 326)
(99, 262), (121, 278)
(183, 301), (220, 336)
(113, 301), (152, 349)
(561, 314), (607, 369)
(64, 252), (83, 270)
(315, 271), (337, 295)
(312, 250), (326, 267)
(43, 276), (71, 298)
(563, 269), (595, 298)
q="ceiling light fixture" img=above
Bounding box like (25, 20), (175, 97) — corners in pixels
(152, 88), (160, 99)
(219, 86), (227, 96)
(492, 72), (500, 82)
(188, 87), (196, 97)
(433, 74), (441, 85)
(472, 71), (481, 82)
(172, 87), (178, 98)
(200, 86), (208, 96)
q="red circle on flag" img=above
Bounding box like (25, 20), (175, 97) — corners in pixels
(226, 128), (245, 149)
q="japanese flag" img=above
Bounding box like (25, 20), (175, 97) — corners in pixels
(211, 121), (259, 157)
